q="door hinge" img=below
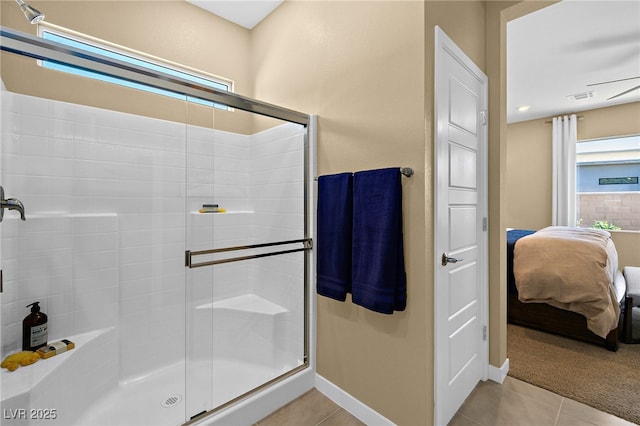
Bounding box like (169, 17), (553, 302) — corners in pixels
(480, 110), (487, 125)
(482, 217), (488, 232)
(482, 325), (487, 341)
(0, 269), (3, 293)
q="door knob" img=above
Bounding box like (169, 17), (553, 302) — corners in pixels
(442, 253), (463, 266)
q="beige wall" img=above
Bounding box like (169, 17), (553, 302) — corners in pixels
(253, 2), (429, 424)
(486, 0), (518, 367)
(612, 231), (640, 269)
(578, 102), (640, 141)
(505, 116), (552, 229)
(506, 102), (640, 268)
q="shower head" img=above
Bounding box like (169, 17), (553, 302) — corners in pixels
(15, 0), (44, 24)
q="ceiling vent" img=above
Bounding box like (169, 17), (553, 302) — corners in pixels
(567, 91), (595, 101)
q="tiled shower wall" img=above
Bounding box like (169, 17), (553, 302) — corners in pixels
(0, 89), (306, 380)
(250, 127), (305, 365)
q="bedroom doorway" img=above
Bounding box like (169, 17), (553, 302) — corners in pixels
(433, 26), (489, 426)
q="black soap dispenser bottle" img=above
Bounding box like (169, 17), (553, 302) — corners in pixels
(22, 301), (48, 351)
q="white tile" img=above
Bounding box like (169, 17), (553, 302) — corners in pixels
(74, 121), (100, 142)
(158, 149), (186, 167)
(120, 278), (153, 300)
(1, 301), (19, 325)
(49, 99), (75, 121)
(73, 268), (118, 289)
(73, 250), (118, 274)
(49, 118), (74, 140)
(187, 137), (215, 156)
(20, 94), (49, 118)
(73, 302), (118, 334)
(73, 232), (118, 252)
(40, 316), (71, 349)
(94, 125), (120, 146)
(17, 277), (51, 302)
(1, 132), (20, 154)
(120, 262), (152, 282)
(71, 214), (118, 233)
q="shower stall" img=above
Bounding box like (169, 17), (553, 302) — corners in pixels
(0, 26), (315, 426)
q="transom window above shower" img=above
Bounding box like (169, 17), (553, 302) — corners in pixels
(37, 24), (234, 110)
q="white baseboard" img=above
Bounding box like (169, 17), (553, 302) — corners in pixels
(488, 358), (509, 384)
(314, 374), (396, 426)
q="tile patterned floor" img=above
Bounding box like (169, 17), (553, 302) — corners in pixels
(255, 377), (635, 426)
(255, 387), (365, 426)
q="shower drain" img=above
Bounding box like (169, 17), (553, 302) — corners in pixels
(161, 394), (183, 408)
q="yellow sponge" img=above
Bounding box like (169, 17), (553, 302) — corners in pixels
(1, 351), (41, 371)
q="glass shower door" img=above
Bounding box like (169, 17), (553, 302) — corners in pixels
(184, 109), (309, 420)
(0, 80), (190, 426)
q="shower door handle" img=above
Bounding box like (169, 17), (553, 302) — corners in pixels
(186, 239), (312, 269)
(0, 186), (26, 222)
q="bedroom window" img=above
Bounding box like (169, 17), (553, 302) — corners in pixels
(576, 135), (640, 231)
(38, 25), (233, 110)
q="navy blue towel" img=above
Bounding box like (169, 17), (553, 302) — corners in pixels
(317, 173), (353, 301)
(351, 168), (406, 314)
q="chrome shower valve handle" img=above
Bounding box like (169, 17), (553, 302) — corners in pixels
(0, 186), (26, 221)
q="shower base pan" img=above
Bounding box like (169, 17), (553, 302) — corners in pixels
(1, 294), (306, 426)
(76, 358), (287, 426)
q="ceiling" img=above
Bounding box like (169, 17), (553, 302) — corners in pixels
(186, 0), (283, 30)
(508, 0), (640, 123)
(185, 1), (639, 124)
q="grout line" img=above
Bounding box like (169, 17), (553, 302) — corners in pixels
(508, 378), (565, 412)
(554, 398), (565, 426)
(315, 406), (342, 426)
(458, 412), (485, 426)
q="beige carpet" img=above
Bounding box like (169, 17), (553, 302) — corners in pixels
(507, 314), (640, 425)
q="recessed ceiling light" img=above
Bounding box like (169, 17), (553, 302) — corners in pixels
(517, 105), (530, 112)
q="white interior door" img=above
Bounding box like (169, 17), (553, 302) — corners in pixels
(434, 26), (488, 426)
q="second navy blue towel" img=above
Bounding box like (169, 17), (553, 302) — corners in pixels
(351, 168), (407, 314)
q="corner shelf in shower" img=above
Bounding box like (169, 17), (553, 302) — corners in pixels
(1, 327), (116, 402)
(196, 294), (287, 315)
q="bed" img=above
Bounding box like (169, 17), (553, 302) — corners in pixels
(507, 226), (626, 351)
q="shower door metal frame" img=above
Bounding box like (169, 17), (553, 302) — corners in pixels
(0, 27), (310, 127)
(1, 24), (313, 424)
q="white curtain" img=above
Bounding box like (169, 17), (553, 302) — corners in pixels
(552, 114), (577, 226)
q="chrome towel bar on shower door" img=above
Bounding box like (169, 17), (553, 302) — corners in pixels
(185, 238), (313, 269)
